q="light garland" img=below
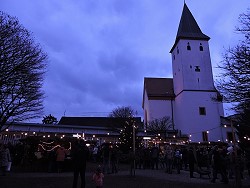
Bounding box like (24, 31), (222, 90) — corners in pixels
(38, 141), (71, 152)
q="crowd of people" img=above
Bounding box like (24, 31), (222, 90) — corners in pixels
(88, 142), (250, 185)
(1, 140), (250, 187)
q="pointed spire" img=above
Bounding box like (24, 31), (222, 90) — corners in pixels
(170, 3), (210, 52)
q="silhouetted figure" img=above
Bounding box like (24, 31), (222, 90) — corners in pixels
(151, 146), (159, 170)
(188, 147), (196, 178)
(48, 150), (56, 172)
(210, 146), (228, 184)
(72, 140), (89, 188)
(110, 145), (118, 173)
(174, 149), (182, 174)
(56, 145), (67, 173)
(101, 144), (110, 174)
(165, 146), (174, 174)
(0, 144), (11, 176)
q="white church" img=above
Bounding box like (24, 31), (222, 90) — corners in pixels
(142, 3), (232, 143)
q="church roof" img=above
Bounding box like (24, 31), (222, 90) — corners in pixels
(58, 116), (142, 128)
(170, 3), (210, 52)
(143, 78), (175, 106)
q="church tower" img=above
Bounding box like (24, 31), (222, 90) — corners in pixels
(170, 3), (224, 142)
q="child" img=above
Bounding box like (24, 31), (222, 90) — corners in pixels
(92, 166), (104, 188)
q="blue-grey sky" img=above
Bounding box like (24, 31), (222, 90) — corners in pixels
(0, 0), (249, 122)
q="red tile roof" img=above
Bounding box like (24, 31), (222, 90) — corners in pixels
(143, 77), (175, 106)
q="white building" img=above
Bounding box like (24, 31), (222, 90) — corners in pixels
(142, 3), (232, 143)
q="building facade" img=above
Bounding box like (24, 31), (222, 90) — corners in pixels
(0, 117), (143, 145)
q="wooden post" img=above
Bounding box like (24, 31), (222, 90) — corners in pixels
(132, 122), (136, 176)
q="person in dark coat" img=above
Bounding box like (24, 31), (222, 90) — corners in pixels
(188, 147), (196, 178)
(210, 146), (228, 184)
(71, 140), (89, 188)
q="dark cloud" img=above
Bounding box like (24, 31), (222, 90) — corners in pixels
(0, 0), (248, 122)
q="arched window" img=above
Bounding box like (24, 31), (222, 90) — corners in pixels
(187, 42), (191, 50)
(199, 43), (203, 51)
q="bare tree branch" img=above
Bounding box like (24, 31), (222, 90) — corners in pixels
(0, 11), (48, 132)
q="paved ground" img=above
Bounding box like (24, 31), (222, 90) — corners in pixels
(0, 163), (249, 188)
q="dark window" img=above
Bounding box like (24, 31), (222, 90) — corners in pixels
(227, 132), (233, 142)
(173, 55), (175, 60)
(195, 66), (200, 72)
(177, 47), (179, 54)
(199, 107), (206, 115)
(190, 65), (192, 68)
(200, 43), (203, 51)
(144, 110), (148, 126)
(187, 42), (191, 50)
(202, 132), (208, 142)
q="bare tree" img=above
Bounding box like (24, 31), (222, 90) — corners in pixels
(217, 9), (250, 159)
(217, 9), (250, 112)
(109, 106), (137, 118)
(146, 116), (173, 139)
(0, 11), (47, 132)
(42, 114), (58, 124)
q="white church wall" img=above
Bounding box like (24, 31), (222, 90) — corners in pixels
(143, 90), (150, 128)
(172, 39), (215, 95)
(143, 90), (173, 124)
(174, 91), (224, 142)
(148, 99), (173, 121)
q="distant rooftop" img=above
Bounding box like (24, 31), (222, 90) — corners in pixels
(58, 116), (142, 129)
